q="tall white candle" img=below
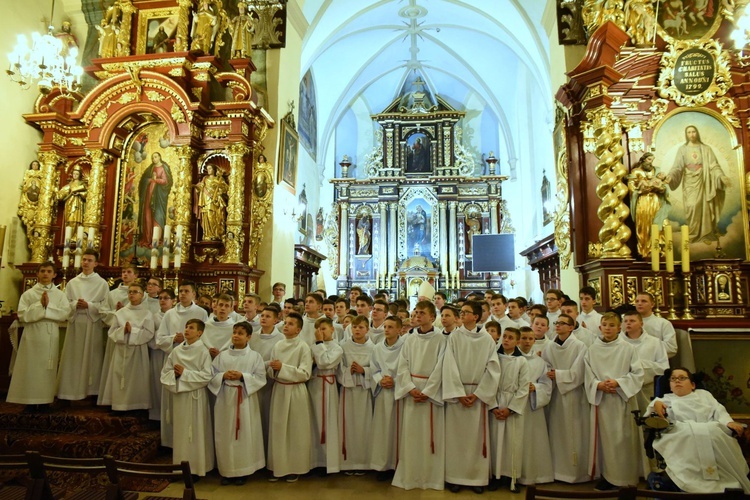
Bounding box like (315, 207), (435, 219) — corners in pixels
(150, 251), (158, 270)
(163, 225), (171, 246)
(74, 251), (81, 269)
(152, 226), (161, 248)
(76, 226), (84, 249)
(174, 225), (183, 269)
(64, 226), (72, 245)
(162, 248), (170, 269)
(62, 250), (70, 269)
(87, 227), (96, 249)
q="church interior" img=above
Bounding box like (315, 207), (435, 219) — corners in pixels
(1, 0), (750, 497)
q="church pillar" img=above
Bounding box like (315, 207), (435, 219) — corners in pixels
(29, 151), (64, 263)
(171, 145), (195, 264)
(388, 202), (398, 279)
(448, 201), (458, 278)
(174, 0), (192, 52)
(489, 199), (499, 233)
(223, 143), (249, 263)
(339, 202), (349, 277)
(83, 149), (112, 249)
(378, 202), (387, 279)
(439, 202), (448, 276)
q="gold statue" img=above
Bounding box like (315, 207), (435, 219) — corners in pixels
(191, 0), (218, 53)
(95, 18), (118, 58)
(466, 213), (481, 255)
(57, 164), (87, 231)
(624, 0), (656, 47)
(194, 164), (228, 241)
(628, 152), (670, 257)
(18, 160), (42, 229)
(230, 1), (254, 58)
(356, 214), (371, 255)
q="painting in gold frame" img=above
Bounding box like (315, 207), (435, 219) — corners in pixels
(136, 7), (179, 55)
(277, 118), (298, 194)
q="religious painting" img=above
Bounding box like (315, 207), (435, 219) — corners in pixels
(406, 200), (432, 258)
(278, 117), (298, 194)
(115, 122), (175, 266)
(405, 132), (432, 174)
(298, 69), (317, 161)
(657, 0), (722, 41)
(136, 8), (179, 55)
(692, 331), (750, 416)
(653, 109), (748, 261)
(355, 208), (373, 256)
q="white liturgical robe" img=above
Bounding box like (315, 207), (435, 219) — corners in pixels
(249, 326), (284, 452)
(369, 335), (405, 472)
(337, 337), (374, 470)
(309, 339), (343, 472)
(518, 350), (554, 485)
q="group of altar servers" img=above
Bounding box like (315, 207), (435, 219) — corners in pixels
(8, 254), (708, 491)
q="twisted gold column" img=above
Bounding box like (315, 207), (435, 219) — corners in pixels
(222, 143), (249, 264)
(83, 149), (112, 240)
(30, 152), (64, 262)
(172, 145), (195, 264)
(590, 108), (631, 258)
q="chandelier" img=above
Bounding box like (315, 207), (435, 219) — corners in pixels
(6, 0), (83, 94)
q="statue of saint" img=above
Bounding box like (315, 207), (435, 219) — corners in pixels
(624, 0), (656, 46)
(138, 152), (173, 246)
(96, 19), (118, 58)
(55, 21), (79, 58)
(466, 213), (481, 255)
(628, 152), (670, 257)
(230, 1), (254, 58)
(191, 0), (218, 53)
(57, 165), (87, 230)
(356, 214), (371, 255)
(194, 164), (229, 241)
(18, 160), (42, 229)
(661, 125), (731, 245)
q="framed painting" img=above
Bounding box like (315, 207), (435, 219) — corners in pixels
(405, 131), (432, 174)
(298, 69), (317, 160)
(136, 7), (179, 55)
(114, 122), (176, 266)
(653, 108), (749, 261)
(278, 117), (298, 194)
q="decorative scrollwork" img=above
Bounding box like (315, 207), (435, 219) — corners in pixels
(363, 128), (385, 177)
(657, 39), (732, 107)
(453, 126), (476, 175)
(554, 147), (572, 268)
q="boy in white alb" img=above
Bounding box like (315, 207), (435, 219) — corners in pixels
(160, 319), (214, 476)
(635, 292), (677, 358)
(308, 317), (343, 474)
(101, 281), (155, 411)
(368, 299), (388, 344)
(561, 300), (596, 347)
(148, 289), (174, 420)
(622, 311), (668, 413)
(209, 322), (266, 485)
(338, 315), (375, 473)
(544, 289), (563, 328)
(57, 250), (110, 401)
(530, 315), (550, 355)
(578, 286), (602, 331)
(7, 263), (72, 409)
(393, 301), (446, 491)
(442, 300), (501, 493)
(242, 293), (261, 331)
(585, 312), (644, 491)
(489, 327), (530, 493)
(202, 294), (236, 358)
(267, 312), (313, 482)
(517, 326), (554, 485)
(369, 316), (405, 481)
(300, 293), (325, 346)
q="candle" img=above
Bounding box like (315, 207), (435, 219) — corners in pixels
(0, 225), (6, 257)
(681, 225), (690, 272)
(174, 251), (181, 269)
(163, 224), (171, 247)
(74, 251), (81, 269)
(174, 225), (183, 269)
(150, 251), (158, 270)
(76, 226), (84, 249)
(64, 226), (72, 246)
(62, 250), (70, 269)
(162, 247), (170, 269)
(650, 224), (660, 271)
(664, 221), (674, 273)
(152, 226), (161, 248)
(175, 225), (183, 241)
(87, 227), (95, 249)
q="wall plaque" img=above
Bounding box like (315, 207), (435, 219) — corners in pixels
(657, 39), (731, 107)
(673, 48), (715, 96)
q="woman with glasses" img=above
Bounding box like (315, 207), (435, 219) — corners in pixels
(645, 368), (750, 494)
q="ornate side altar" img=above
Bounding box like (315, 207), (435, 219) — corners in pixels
(16, 0), (276, 295)
(555, 2), (750, 319)
(330, 79), (509, 300)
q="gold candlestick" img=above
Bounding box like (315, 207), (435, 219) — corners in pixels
(682, 272), (694, 320)
(666, 273), (678, 320)
(652, 272), (662, 317)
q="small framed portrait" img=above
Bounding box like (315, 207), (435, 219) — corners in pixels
(136, 7), (179, 55)
(278, 118), (298, 194)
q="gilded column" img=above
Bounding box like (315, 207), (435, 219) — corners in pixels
(248, 154), (274, 268)
(589, 107), (631, 257)
(115, 0), (136, 57)
(222, 143), (249, 263)
(174, 0), (193, 52)
(172, 145), (195, 263)
(378, 202), (387, 277)
(448, 201), (458, 276)
(83, 149), (112, 241)
(339, 202), (349, 277)
(30, 151), (64, 262)
(388, 202), (398, 277)
(489, 199), (499, 233)
(439, 202), (448, 275)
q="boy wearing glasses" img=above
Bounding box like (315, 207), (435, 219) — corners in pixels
(544, 289), (564, 326)
(585, 312), (644, 491)
(541, 313), (590, 483)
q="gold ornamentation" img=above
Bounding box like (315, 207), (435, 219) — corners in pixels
(220, 279), (235, 293)
(91, 108), (108, 129)
(170, 101), (186, 123)
(145, 91), (165, 102)
(453, 126), (475, 175)
(588, 106), (632, 257)
(172, 145), (195, 263)
(116, 0), (136, 57)
(582, 0), (626, 36)
(626, 276), (638, 304)
(554, 146), (572, 268)
(242, 122), (249, 137)
(644, 98), (669, 129)
(52, 133), (67, 147)
(116, 92), (138, 105)
(588, 241), (603, 258)
(82, 149), (112, 235)
(588, 277), (602, 305)
(248, 152), (274, 268)
(238, 280), (246, 300)
(322, 208), (340, 279)
(69, 137), (85, 146)
(498, 199), (515, 233)
(609, 274), (625, 308)
(385, 129), (394, 169)
(716, 97), (740, 128)
(169, 68), (184, 77)
(643, 276), (663, 306)
(657, 39), (732, 107)
(28, 152), (64, 262)
(191, 87), (203, 101)
(221, 143), (249, 264)
(363, 129), (385, 177)
(205, 128), (230, 139)
(442, 126), (451, 167)
(248, 280), (256, 293)
(194, 72), (210, 82)
(623, 0), (656, 47)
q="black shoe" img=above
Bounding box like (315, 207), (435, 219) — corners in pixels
(234, 477), (246, 486)
(448, 483), (461, 493)
(471, 486), (484, 494)
(594, 478), (617, 491)
(221, 477), (232, 485)
(285, 474), (299, 483)
(487, 478), (501, 491)
(499, 476), (512, 488)
(376, 470), (394, 482)
(509, 483), (521, 494)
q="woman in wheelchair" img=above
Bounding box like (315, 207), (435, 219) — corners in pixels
(645, 367), (750, 494)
